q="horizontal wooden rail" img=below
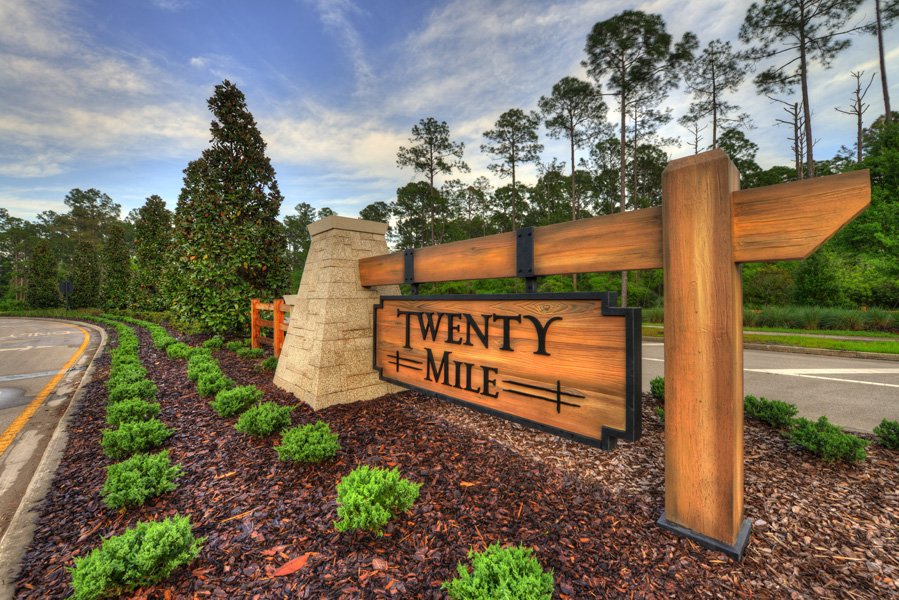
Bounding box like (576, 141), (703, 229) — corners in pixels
(251, 298), (291, 358)
(358, 170), (869, 286)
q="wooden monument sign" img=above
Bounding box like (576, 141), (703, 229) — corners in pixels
(374, 294), (640, 449)
(359, 149), (871, 560)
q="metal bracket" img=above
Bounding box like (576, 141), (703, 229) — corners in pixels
(404, 249), (419, 295)
(516, 227), (537, 292)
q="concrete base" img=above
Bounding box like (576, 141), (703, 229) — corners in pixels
(274, 216), (402, 409)
(658, 512), (752, 561)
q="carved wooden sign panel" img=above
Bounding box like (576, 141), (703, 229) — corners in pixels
(373, 293), (641, 449)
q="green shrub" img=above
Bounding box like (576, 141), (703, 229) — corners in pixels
(187, 354), (219, 382)
(654, 406), (665, 422)
(234, 402), (293, 437)
(442, 543), (554, 600)
(69, 515), (204, 600)
(106, 398), (161, 427)
(148, 325), (177, 350)
(107, 365), (147, 389)
(102, 419), (173, 460)
(108, 379), (157, 404)
(225, 339), (251, 352)
(743, 395), (798, 429)
(165, 342), (192, 360)
(196, 373), (234, 398)
(275, 421), (341, 463)
(235, 347), (265, 359)
(259, 356), (278, 371)
(334, 465), (420, 535)
(786, 416), (869, 462)
(101, 450), (183, 509)
(202, 335), (224, 349)
(873, 419), (899, 450)
(210, 385), (262, 417)
(649, 376), (664, 401)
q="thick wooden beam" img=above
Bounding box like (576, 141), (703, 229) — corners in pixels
(357, 170), (869, 286)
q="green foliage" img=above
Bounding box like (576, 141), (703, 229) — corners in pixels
(793, 250), (846, 307)
(649, 376), (664, 400)
(743, 263), (794, 306)
(108, 379), (157, 404)
(210, 385), (262, 417)
(202, 335), (224, 349)
(25, 240), (60, 308)
(786, 416), (869, 462)
(235, 346), (265, 359)
(743, 395), (798, 429)
(259, 356), (278, 371)
(334, 465), (420, 535)
(100, 224), (131, 310)
(197, 372), (234, 398)
(654, 406), (665, 422)
(187, 353), (220, 382)
(169, 80), (289, 334)
(873, 419), (899, 450)
(165, 342), (192, 360)
(70, 240), (101, 308)
(69, 515), (203, 600)
(131, 195), (172, 311)
(102, 419), (173, 460)
(106, 398), (160, 427)
(275, 421), (340, 463)
(442, 543), (554, 600)
(234, 402), (293, 437)
(107, 364), (147, 389)
(742, 305), (896, 332)
(101, 450), (183, 509)
(225, 339), (250, 352)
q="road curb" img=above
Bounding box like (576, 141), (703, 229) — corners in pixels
(0, 319), (107, 597)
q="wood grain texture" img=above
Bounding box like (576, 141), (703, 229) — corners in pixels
(662, 149), (744, 545)
(374, 296), (630, 442)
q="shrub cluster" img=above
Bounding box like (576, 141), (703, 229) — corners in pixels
(874, 419), (899, 450)
(202, 335), (224, 350)
(102, 419), (173, 460)
(166, 342), (192, 360)
(113, 315), (178, 350)
(106, 398), (161, 427)
(649, 376), (664, 401)
(235, 346), (266, 359)
(742, 305), (895, 332)
(69, 516), (204, 600)
(235, 402), (293, 437)
(210, 385), (262, 417)
(259, 356), (278, 371)
(787, 416), (870, 462)
(744, 395), (798, 429)
(198, 372), (235, 398)
(334, 465), (420, 535)
(102, 450), (183, 509)
(186, 351), (234, 397)
(442, 543), (554, 600)
(225, 339), (251, 352)
(276, 421), (341, 463)
(108, 379), (158, 404)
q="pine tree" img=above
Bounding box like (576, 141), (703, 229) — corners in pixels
(171, 80), (289, 333)
(25, 240), (59, 308)
(70, 240), (100, 308)
(132, 195), (172, 311)
(101, 223), (131, 310)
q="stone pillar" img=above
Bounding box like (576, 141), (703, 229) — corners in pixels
(273, 216), (402, 409)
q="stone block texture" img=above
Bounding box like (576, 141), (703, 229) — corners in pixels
(274, 216), (402, 409)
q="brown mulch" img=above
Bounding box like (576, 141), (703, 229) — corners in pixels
(12, 326), (899, 598)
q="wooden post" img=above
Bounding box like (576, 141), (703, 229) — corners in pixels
(659, 149), (751, 559)
(250, 298), (260, 350)
(273, 299), (285, 358)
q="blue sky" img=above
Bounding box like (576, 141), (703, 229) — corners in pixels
(2, 0), (897, 221)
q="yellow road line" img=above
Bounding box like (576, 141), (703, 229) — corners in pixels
(0, 326), (90, 456)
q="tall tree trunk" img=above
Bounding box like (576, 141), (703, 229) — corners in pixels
(711, 63), (718, 147)
(619, 94), (628, 307)
(877, 0), (892, 123)
(511, 160), (517, 231)
(857, 100), (864, 164)
(798, 29), (815, 178)
(794, 102), (802, 180)
(570, 133), (578, 291)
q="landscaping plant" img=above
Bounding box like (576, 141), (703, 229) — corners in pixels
(102, 419), (173, 460)
(234, 402), (293, 437)
(108, 379), (158, 404)
(259, 356), (278, 371)
(101, 450), (183, 509)
(196, 372), (235, 398)
(786, 416), (870, 462)
(165, 342), (192, 360)
(334, 465), (420, 536)
(442, 543), (554, 600)
(106, 398), (160, 427)
(203, 335), (224, 349)
(649, 376), (664, 401)
(225, 339), (251, 352)
(275, 421), (340, 463)
(235, 346), (266, 359)
(69, 515), (204, 600)
(744, 395), (798, 429)
(210, 385), (262, 417)
(873, 418), (899, 450)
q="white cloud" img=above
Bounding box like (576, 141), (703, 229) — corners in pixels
(306, 0), (374, 94)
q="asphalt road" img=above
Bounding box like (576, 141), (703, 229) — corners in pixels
(0, 318), (99, 541)
(642, 341), (899, 433)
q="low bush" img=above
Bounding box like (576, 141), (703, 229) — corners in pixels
(101, 450), (183, 509)
(786, 416), (869, 462)
(196, 373), (234, 398)
(148, 326), (177, 350)
(69, 515), (204, 600)
(106, 398), (160, 427)
(187, 354), (219, 382)
(203, 335), (224, 350)
(275, 421), (340, 463)
(334, 465), (420, 535)
(210, 385), (262, 417)
(259, 356), (278, 371)
(442, 543), (554, 600)
(165, 342), (192, 360)
(107, 364), (147, 389)
(225, 339), (251, 352)
(108, 379), (157, 404)
(649, 376), (664, 401)
(873, 419), (899, 450)
(654, 406), (665, 423)
(235, 402), (293, 437)
(743, 395), (798, 429)
(235, 347), (266, 359)
(102, 419), (173, 460)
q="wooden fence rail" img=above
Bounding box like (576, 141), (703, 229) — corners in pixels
(250, 298), (291, 358)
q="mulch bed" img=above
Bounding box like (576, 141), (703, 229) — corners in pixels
(13, 325), (899, 598)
